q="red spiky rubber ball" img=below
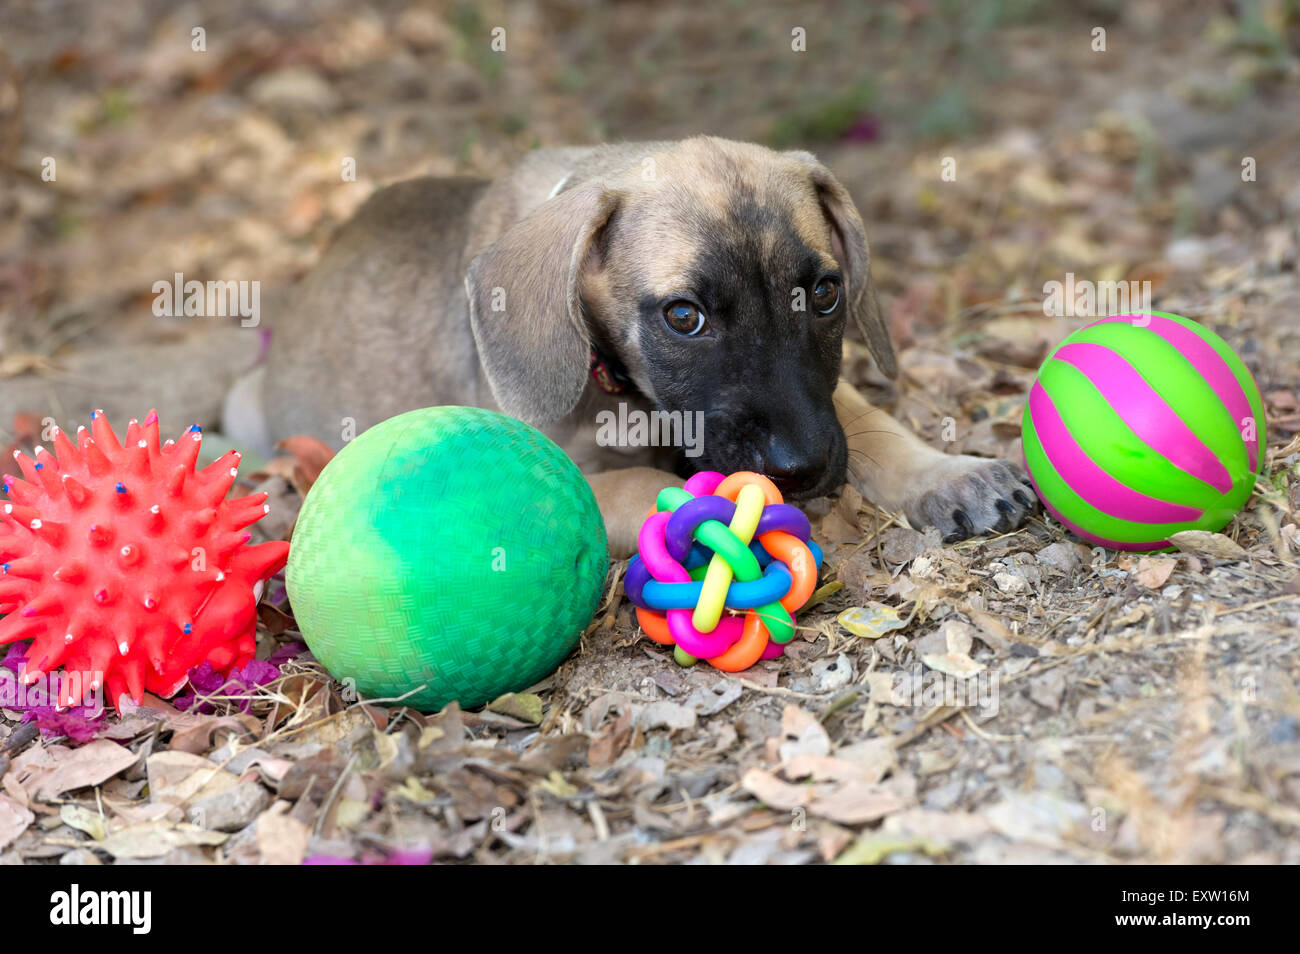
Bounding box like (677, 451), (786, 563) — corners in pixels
(0, 410), (289, 711)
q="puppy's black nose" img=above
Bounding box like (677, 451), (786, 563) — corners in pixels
(761, 440), (828, 497)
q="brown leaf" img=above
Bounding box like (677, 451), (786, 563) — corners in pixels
(256, 802), (311, 864)
(96, 822), (227, 859)
(741, 768), (912, 825)
(1133, 555), (1176, 589)
(169, 714), (262, 755)
(19, 740), (138, 800)
(0, 793), (34, 851)
(1169, 531), (1247, 561)
(146, 752), (239, 805)
(273, 435), (336, 493)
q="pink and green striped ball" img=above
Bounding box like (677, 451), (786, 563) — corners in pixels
(1022, 312), (1265, 552)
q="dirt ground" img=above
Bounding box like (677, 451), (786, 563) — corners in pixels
(1, 1), (1299, 864)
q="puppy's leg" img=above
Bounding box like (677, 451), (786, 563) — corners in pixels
(586, 467), (683, 559)
(834, 379), (1036, 541)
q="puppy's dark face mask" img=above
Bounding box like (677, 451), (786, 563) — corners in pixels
(582, 153), (864, 499)
(636, 218), (846, 498)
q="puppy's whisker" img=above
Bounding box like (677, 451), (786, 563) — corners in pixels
(843, 428), (894, 440)
(847, 448), (881, 470)
(834, 405), (886, 429)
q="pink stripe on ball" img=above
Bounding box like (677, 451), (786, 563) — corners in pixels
(1025, 465), (1170, 551)
(1029, 382), (1202, 524)
(1052, 341), (1232, 493)
(1087, 314), (1258, 472)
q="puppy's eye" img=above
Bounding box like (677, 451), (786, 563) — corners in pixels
(664, 300), (707, 336)
(812, 277), (841, 314)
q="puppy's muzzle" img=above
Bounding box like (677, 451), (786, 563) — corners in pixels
(760, 432), (838, 498)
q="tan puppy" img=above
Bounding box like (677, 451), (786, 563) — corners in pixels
(6, 137), (1036, 555)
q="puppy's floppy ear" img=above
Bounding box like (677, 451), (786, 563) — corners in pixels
(786, 151), (897, 379)
(466, 181), (619, 424)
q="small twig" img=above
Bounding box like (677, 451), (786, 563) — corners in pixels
(1215, 593), (1298, 617)
(0, 721), (38, 757)
(734, 678), (828, 701)
(314, 751), (359, 837)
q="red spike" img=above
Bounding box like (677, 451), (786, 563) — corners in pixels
(198, 452), (240, 503)
(146, 504), (165, 534)
(2, 501), (39, 527)
(60, 473), (92, 507)
(234, 540), (291, 580)
(28, 636), (71, 677)
(129, 438), (151, 477)
(124, 418), (141, 445)
(140, 411), (161, 450)
(141, 626), (172, 674)
(87, 524), (114, 547)
(29, 518), (66, 546)
(32, 449), (61, 494)
(211, 530), (251, 559)
(51, 425), (79, 462)
(90, 409), (121, 450)
(1, 556), (42, 579)
(164, 465), (187, 497)
(170, 430), (203, 475)
(120, 656), (146, 707)
(190, 508), (217, 535)
(105, 672), (129, 712)
(82, 632), (115, 680)
(0, 580), (30, 602)
(0, 613), (41, 644)
(12, 450), (38, 482)
(51, 561), (85, 584)
(20, 591), (62, 618)
(82, 438), (112, 476)
(118, 542), (144, 567)
(2, 474), (35, 505)
(226, 493), (272, 530)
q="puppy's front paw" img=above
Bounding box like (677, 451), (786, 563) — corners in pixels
(902, 456), (1037, 543)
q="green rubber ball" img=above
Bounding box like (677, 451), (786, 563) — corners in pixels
(285, 406), (608, 711)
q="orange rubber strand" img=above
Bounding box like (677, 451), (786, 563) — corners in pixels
(758, 531), (817, 610)
(707, 612), (769, 672)
(635, 607), (676, 645)
(715, 471), (783, 506)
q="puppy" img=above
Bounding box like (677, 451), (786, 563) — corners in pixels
(10, 137), (1037, 555)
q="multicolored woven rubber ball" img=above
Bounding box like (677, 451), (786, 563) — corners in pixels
(625, 470), (822, 672)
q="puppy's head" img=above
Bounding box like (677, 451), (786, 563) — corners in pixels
(467, 137), (896, 499)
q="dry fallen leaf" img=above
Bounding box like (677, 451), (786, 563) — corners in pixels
(272, 434), (336, 493)
(776, 705), (831, 761)
(742, 768), (912, 825)
(1133, 555), (1177, 589)
(1169, 530), (1247, 560)
(838, 604), (908, 639)
(97, 822), (228, 859)
(256, 802), (311, 864)
(21, 740), (139, 800)
(0, 793), (34, 851)
(834, 832), (947, 865)
(921, 620), (984, 677)
(59, 803), (107, 841)
(487, 692), (544, 724)
(147, 752), (240, 806)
